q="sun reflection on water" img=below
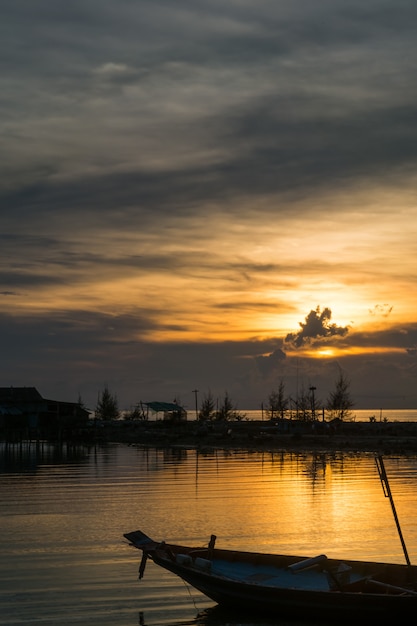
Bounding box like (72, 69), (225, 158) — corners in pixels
(1, 444), (417, 625)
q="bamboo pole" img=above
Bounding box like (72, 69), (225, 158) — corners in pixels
(375, 455), (411, 566)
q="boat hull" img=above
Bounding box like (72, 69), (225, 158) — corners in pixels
(152, 551), (415, 620)
(124, 530), (417, 621)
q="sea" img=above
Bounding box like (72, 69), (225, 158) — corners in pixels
(1, 442), (417, 626)
(241, 408), (417, 422)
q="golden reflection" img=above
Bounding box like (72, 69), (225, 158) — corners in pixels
(163, 450), (417, 563)
(3, 444), (417, 626)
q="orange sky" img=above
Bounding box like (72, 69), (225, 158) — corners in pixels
(2, 1), (417, 410)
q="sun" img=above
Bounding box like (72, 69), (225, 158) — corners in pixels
(317, 348), (335, 357)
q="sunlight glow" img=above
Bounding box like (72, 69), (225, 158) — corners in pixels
(286, 345), (407, 359)
(3, 185), (417, 351)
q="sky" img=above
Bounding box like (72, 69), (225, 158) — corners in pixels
(2, 0), (417, 414)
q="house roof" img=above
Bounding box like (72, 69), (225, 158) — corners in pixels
(0, 387), (43, 403)
(0, 387), (89, 416)
(144, 401), (185, 413)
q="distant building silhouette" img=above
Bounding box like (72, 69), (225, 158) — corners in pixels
(0, 386), (90, 440)
(142, 401), (187, 422)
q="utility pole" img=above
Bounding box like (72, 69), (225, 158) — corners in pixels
(309, 386), (317, 420)
(192, 389), (199, 420)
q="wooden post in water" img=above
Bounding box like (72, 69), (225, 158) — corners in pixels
(375, 455), (411, 566)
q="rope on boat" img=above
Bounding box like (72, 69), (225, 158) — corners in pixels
(181, 577), (203, 611)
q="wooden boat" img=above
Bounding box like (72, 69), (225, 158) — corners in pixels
(124, 529), (417, 621)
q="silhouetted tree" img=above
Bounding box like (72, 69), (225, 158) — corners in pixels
(216, 392), (246, 421)
(95, 385), (120, 421)
(294, 385), (320, 421)
(124, 403), (146, 420)
(326, 372), (354, 421)
(266, 380), (289, 419)
(298, 388), (310, 420)
(77, 393), (86, 409)
(199, 390), (216, 420)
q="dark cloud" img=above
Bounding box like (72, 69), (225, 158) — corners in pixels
(255, 348), (287, 378)
(3, 0), (417, 207)
(347, 325), (417, 351)
(1, 308), (417, 410)
(3, 99), (417, 230)
(285, 307), (349, 348)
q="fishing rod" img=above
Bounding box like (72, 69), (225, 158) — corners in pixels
(375, 455), (411, 566)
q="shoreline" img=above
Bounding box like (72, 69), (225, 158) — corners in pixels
(95, 419), (417, 455)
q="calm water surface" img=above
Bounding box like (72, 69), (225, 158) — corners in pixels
(1, 443), (417, 626)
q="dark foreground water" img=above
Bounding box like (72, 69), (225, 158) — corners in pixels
(1, 443), (417, 626)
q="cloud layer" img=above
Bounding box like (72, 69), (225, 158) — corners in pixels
(1, 0), (417, 411)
